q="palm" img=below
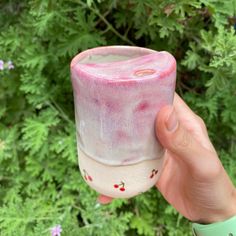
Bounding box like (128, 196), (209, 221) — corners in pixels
(156, 94), (233, 222)
(156, 150), (203, 220)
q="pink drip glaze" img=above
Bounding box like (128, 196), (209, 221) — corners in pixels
(70, 46), (176, 166)
(135, 101), (150, 112)
(115, 130), (129, 142)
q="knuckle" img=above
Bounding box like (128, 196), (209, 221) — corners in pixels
(192, 155), (222, 180)
(196, 115), (207, 130)
(172, 126), (192, 150)
(204, 159), (222, 179)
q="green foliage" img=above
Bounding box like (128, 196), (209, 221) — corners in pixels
(0, 0), (236, 235)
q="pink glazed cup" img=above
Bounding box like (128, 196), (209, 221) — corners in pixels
(70, 46), (176, 198)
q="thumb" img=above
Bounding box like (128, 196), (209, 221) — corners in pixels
(156, 106), (215, 170)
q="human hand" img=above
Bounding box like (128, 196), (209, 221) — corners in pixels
(98, 93), (236, 224)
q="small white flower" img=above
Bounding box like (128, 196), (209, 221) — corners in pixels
(7, 61), (14, 70)
(58, 140), (63, 145)
(51, 225), (62, 236)
(0, 60), (4, 70)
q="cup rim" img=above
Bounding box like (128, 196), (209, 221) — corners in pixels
(70, 45), (156, 68)
(70, 45), (176, 84)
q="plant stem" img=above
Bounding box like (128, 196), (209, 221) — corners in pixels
(72, 204), (81, 210)
(124, 23), (132, 38)
(79, 1), (135, 46)
(0, 176), (13, 180)
(48, 99), (73, 125)
(178, 80), (199, 95)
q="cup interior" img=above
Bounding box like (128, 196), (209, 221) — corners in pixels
(74, 46), (155, 65)
(79, 54), (136, 64)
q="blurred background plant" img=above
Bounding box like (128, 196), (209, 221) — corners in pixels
(0, 0), (236, 235)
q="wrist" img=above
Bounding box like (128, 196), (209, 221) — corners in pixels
(220, 189), (236, 221)
(192, 215), (236, 236)
(213, 188), (236, 223)
(198, 188), (236, 224)
(192, 189), (236, 236)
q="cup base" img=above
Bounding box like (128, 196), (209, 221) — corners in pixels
(78, 149), (164, 198)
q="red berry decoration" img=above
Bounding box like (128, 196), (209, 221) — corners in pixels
(149, 169), (158, 179)
(83, 169), (93, 182)
(114, 181), (126, 191)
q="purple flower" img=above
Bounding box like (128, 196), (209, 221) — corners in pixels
(51, 225), (62, 236)
(7, 60), (14, 70)
(0, 60), (4, 70)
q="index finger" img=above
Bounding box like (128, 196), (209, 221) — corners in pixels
(97, 195), (113, 204)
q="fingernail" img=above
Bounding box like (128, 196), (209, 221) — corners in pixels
(166, 108), (178, 132)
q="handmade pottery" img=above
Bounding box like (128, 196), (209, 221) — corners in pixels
(70, 46), (176, 198)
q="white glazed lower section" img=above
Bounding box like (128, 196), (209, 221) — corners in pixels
(78, 149), (164, 198)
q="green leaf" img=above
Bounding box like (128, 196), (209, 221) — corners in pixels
(22, 108), (60, 154)
(130, 215), (155, 236)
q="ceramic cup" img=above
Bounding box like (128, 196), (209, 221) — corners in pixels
(70, 46), (176, 198)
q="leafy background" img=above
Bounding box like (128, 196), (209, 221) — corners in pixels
(0, 0), (236, 235)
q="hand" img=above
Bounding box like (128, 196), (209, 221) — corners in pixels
(98, 93), (236, 224)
